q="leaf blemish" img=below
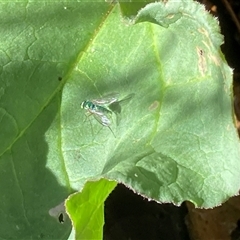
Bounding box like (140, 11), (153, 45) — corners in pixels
(209, 54), (221, 66)
(198, 28), (209, 39)
(196, 47), (207, 76)
(167, 14), (174, 19)
(148, 101), (160, 111)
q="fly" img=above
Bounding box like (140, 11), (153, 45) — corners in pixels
(81, 93), (134, 136)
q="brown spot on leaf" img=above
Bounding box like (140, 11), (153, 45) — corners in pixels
(148, 101), (160, 111)
(197, 47), (207, 76)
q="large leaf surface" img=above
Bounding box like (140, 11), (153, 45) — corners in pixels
(0, 2), (111, 239)
(63, 1), (240, 208)
(1, 0), (240, 239)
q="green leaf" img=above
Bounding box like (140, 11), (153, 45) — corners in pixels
(1, 0), (240, 239)
(65, 179), (117, 239)
(0, 2), (111, 239)
(62, 0), (239, 208)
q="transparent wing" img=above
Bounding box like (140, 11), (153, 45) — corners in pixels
(92, 92), (119, 105)
(90, 110), (111, 127)
(108, 93), (135, 116)
(93, 112), (116, 137)
(118, 93), (135, 104)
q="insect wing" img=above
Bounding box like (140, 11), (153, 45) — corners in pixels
(118, 93), (135, 104)
(108, 93), (135, 115)
(91, 110), (111, 127)
(100, 114), (111, 126)
(92, 92), (119, 105)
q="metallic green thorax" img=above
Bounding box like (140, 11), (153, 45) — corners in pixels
(81, 93), (134, 133)
(81, 100), (112, 115)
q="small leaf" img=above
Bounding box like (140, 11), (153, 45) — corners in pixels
(65, 179), (117, 239)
